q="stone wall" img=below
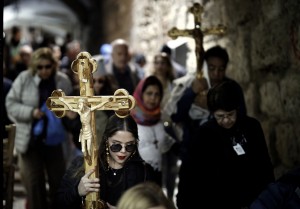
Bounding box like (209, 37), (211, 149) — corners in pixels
(75, 0), (300, 178)
(130, 0), (300, 178)
(75, 0), (134, 55)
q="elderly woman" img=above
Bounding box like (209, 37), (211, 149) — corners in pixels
(5, 47), (72, 209)
(176, 80), (274, 209)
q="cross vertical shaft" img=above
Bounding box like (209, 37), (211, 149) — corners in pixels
(46, 52), (135, 209)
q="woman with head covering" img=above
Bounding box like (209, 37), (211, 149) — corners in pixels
(131, 75), (177, 186)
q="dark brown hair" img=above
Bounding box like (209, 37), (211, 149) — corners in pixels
(207, 80), (241, 112)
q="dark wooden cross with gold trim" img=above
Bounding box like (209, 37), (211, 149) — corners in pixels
(46, 52), (135, 209)
(168, 2), (226, 79)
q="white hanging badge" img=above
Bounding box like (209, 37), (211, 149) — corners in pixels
(233, 143), (245, 155)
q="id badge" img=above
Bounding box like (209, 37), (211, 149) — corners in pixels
(233, 143), (245, 155)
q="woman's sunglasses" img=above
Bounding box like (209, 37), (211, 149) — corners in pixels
(37, 64), (52, 70)
(110, 143), (136, 152)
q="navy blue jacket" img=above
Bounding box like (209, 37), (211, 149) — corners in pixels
(250, 166), (300, 209)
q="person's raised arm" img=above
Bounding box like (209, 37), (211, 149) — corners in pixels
(90, 101), (108, 112)
(59, 97), (77, 112)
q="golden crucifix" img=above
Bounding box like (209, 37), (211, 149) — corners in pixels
(168, 2), (226, 79)
(46, 52), (135, 209)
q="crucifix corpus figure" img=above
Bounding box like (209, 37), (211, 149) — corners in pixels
(46, 52), (135, 209)
(59, 97), (104, 157)
(168, 2), (226, 80)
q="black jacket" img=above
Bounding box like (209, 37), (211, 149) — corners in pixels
(55, 154), (157, 209)
(176, 115), (274, 209)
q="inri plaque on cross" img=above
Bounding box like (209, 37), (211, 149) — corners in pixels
(46, 52), (135, 209)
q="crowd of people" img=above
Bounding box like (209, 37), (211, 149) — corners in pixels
(4, 26), (299, 209)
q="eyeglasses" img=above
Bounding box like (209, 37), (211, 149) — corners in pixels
(214, 110), (236, 121)
(37, 64), (52, 70)
(93, 78), (105, 84)
(110, 143), (136, 152)
(208, 64), (225, 72)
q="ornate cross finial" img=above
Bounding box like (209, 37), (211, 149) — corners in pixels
(168, 2), (226, 79)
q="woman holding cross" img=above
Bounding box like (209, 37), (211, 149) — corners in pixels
(55, 114), (159, 209)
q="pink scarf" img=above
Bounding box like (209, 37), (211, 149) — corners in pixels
(131, 77), (161, 126)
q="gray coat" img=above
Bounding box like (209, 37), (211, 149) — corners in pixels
(5, 70), (72, 153)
